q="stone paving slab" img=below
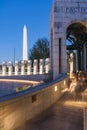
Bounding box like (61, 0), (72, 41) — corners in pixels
(16, 93), (84, 130)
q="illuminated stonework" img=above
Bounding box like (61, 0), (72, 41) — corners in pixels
(1, 59), (50, 76)
(50, 0), (87, 79)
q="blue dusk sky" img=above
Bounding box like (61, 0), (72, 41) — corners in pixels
(0, 0), (52, 63)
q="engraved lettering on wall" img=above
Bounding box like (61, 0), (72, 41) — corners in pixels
(54, 6), (87, 14)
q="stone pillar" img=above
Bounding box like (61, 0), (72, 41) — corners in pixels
(70, 53), (74, 79)
(21, 61), (25, 75)
(39, 59), (44, 74)
(76, 50), (78, 71)
(86, 47), (87, 71)
(15, 61), (19, 75)
(53, 38), (59, 79)
(52, 36), (67, 79)
(2, 61), (6, 76)
(8, 61), (13, 76)
(33, 59), (38, 75)
(45, 58), (50, 73)
(67, 53), (70, 73)
(84, 44), (86, 71)
(77, 50), (81, 70)
(27, 60), (32, 75)
(61, 37), (67, 73)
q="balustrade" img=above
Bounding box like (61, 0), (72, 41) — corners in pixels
(1, 58), (50, 76)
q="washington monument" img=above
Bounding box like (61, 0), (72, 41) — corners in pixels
(23, 25), (28, 61)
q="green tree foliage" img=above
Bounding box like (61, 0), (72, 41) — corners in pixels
(29, 38), (49, 60)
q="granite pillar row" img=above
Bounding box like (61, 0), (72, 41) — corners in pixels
(45, 58), (50, 73)
(21, 61), (25, 75)
(33, 59), (38, 75)
(8, 61), (13, 76)
(15, 61), (19, 75)
(2, 61), (6, 76)
(39, 59), (44, 74)
(27, 60), (32, 75)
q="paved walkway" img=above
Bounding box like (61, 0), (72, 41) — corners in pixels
(16, 93), (84, 130)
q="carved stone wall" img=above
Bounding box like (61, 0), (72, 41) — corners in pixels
(50, 0), (87, 79)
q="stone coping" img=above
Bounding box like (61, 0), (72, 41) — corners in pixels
(0, 74), (67, 103)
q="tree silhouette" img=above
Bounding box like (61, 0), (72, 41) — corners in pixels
(29, 38), (49, 60)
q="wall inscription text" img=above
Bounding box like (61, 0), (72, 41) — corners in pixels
(54, 6), (87, 14)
